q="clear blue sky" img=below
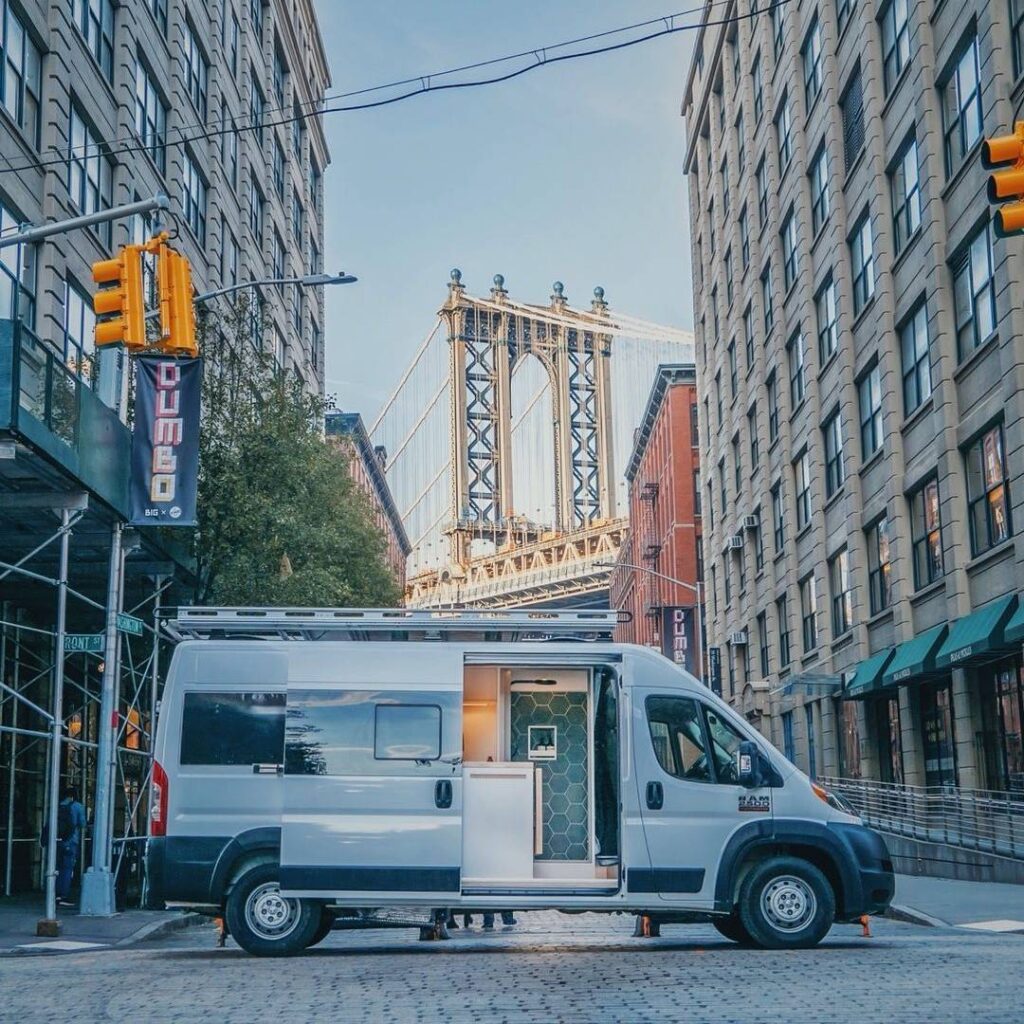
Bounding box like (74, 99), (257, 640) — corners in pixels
(313, 2), (694, 413)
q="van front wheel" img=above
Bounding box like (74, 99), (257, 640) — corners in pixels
(226, 863), (322, 957)
(737, 856), (835, 950)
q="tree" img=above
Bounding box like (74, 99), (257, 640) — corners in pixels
(193, 301), (401, 607)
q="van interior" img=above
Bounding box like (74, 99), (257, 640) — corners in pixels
(461, 663), (619, 891)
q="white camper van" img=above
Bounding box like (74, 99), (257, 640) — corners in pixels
(145, 609), (893, 956)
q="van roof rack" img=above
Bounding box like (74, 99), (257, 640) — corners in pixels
(161, 607), (622, 643)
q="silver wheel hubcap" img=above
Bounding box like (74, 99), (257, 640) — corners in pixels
(760, 875), (817, 933)
(245, 881), (301, 940)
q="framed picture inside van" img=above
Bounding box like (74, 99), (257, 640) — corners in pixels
(527, 725), (557, 760)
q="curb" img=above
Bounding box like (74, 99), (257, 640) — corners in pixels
(115, 911), (206, 947)
(885, 903), (948, 929)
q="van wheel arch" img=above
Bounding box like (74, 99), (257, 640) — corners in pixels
(223, 851), (279, 904)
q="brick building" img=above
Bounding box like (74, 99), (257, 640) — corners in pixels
(610, 364), (704, 680)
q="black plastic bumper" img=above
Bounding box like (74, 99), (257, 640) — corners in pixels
(829, 822), (895, 919)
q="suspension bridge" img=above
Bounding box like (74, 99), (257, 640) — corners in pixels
(370, 271), (693, 608)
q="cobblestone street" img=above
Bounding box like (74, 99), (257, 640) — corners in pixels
(2, 911), (1022, 1023)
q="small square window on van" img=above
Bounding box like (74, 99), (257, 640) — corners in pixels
(374, 704), (441, 761)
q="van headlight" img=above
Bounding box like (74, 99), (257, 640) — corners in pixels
(811, 781), (859, 816)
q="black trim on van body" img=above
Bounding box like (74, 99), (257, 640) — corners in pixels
(279, 866), (460, 892)
(713, 819), (894, 919)
(627, 868), (705, 893)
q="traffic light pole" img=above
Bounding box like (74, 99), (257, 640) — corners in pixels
(0, 194), (169, 251)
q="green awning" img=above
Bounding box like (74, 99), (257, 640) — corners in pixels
(882, 624), (948, 687)
(936, 594), (1018, 669)
(1004, 595), (1024, 645)
(841, 648), (896, 700)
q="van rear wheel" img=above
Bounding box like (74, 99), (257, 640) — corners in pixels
(226, 863), (322, 957)
(737, 856), (835, 950)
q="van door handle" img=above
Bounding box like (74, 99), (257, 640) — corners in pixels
(435, 779), (452, 809)
(646, 781), (664, 810)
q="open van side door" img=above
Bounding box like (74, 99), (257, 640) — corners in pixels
(279, 646), (463, 903)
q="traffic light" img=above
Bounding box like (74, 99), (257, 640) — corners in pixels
(156, 245), (198, 357)
(982, 122), (1024, 237)
(92, 245), (146, 349)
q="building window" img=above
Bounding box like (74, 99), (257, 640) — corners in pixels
(221, 218), (239, 286)
(690, 401), (700, 446)
(781, 210), (799, 291)
(891, 135), (921, 254)
(221, 102), (238, 187)
(0, 200), (35, 325)
(694, 472), (702, 517)
(728, 340), (737, 397)
(752, 52), (763, 122)
(739, 205), (750, 269)
(805, 704), (817, 779)
(841, 67), (865, 173)
(756, 157), (769, 228)
(920, 681), (957, 787)
(135, 61), (167, 175)
(250, 0), (263, 42)
(708, 200), (716, 258)
(777, 596), (791, 669)
(748, 404), (759, 471)
(767, 371), (779, 442)
(771, 481), (785, 553)
(73, 0), (114, 81)
(273, 137), (285, 198)
(68, 107), (113, 247)
(850, 213), (875, 314)
(837, 0), (857, 35)
(787, 330), (806, 409)
(733, 435), (742, 492)
(754, 514), (765, 571)
(1, 6), (42, 147)
(810, 145), (830, 235)
(776, 94), (793, 173)
(910, 477), (943, 588)
(761, 263), (774, 334)
(1014, 0), (1024, 79)
(736, 111), (746, 172)
(62, 278), (96, 388)
(794, 450), (811, 531)
(719, 458), (727, 511)
(816, 274), (839, 364)
(867, 516), (892, 614)
(803, 16), (823, 110)
(965, 424), (1012, 556)
(272, 230), (285, 286)
(723, 551), (733, 605)
(732, 34), (742, 87)
(757, 612), (769, 676)
(715, 371), (723, 428)
(228, 10), (240, 75)
(721, 159), (730, 216)
(829, 549), (853, 637)
(743, 304), (754, 369)
(251, 79), (266, 145)
(900, 300), (931, 415)
(941, 36), (982, 174)
(292, 106), (304, 160)
(149, 0), (168, 34)
(725, 248), (734, 306)
(800, 575), (818, 653)
(858, 363), (882, 458)
(952, 222), (996, 358)
(823, 411), (845, 497)
(184, 20), (208, 118)
(249, 174), (265, 241)
(880, 0), (910, 95)
(771, 1), (784, 59)
(182, 151), (207, 244)
(293, 194), (304, 243)
(273, 44), (286, 107)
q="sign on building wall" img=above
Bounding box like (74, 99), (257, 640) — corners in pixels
(708, 646), (722, 697)
(129, 357), (201, 526)
(661, 607), (695, 675)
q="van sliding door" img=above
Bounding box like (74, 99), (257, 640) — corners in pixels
(279, 648), (463, 902)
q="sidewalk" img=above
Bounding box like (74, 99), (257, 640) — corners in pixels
(890, 873), (1024, 933)
(0, 896), (200, 955)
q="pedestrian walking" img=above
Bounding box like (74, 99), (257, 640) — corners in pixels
(55, 786), (86, 907)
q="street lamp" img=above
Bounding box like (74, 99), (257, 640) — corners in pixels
(597, 560), (707, 685)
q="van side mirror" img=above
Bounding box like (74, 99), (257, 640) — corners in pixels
(736, 741), (763, 789)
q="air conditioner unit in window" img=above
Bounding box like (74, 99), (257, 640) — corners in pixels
(728, 630), (749, 646)
(727, 535), (744, 550)
(742, 515), (760, 531)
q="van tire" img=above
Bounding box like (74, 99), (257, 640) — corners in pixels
(306, 912), (335, 948)
(225, 863), (322, 957)
(712, 914), (753, 945)
(737, 856), (835, 950)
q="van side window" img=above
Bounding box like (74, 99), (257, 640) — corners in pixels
(374, 704), (441, 760)
(701, 705), (745, 785)
(645, 696), (712, 783)
(179, 692), (285, 766)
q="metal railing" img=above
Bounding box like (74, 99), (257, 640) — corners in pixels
(821, 776), (1024, 861)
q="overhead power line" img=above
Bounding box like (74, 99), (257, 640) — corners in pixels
(0, 1), (790, 176)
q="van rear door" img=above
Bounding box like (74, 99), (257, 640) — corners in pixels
(279, 646), (463, 902)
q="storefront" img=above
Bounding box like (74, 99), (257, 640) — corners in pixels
(978, 655), (1024, 794)
(839, 648), (896, 782)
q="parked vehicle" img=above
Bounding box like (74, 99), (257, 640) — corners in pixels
(145, 609), (894, 956)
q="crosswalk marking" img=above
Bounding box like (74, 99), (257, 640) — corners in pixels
(958, 920), (1024, 933)
(16, 939), (109, 952)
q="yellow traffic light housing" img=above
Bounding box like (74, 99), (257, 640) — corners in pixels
(982, 122), (1024, 237)
(92, 245), (146, 350)
(156, 245), (198, 357)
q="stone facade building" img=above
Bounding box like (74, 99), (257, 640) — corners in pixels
(611, 365), (704, 680)
(0, 0), (330, 410)
(683, 0), (1024, 791)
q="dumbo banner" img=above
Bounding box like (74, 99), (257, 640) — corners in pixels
(129, 356), (201, 527)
